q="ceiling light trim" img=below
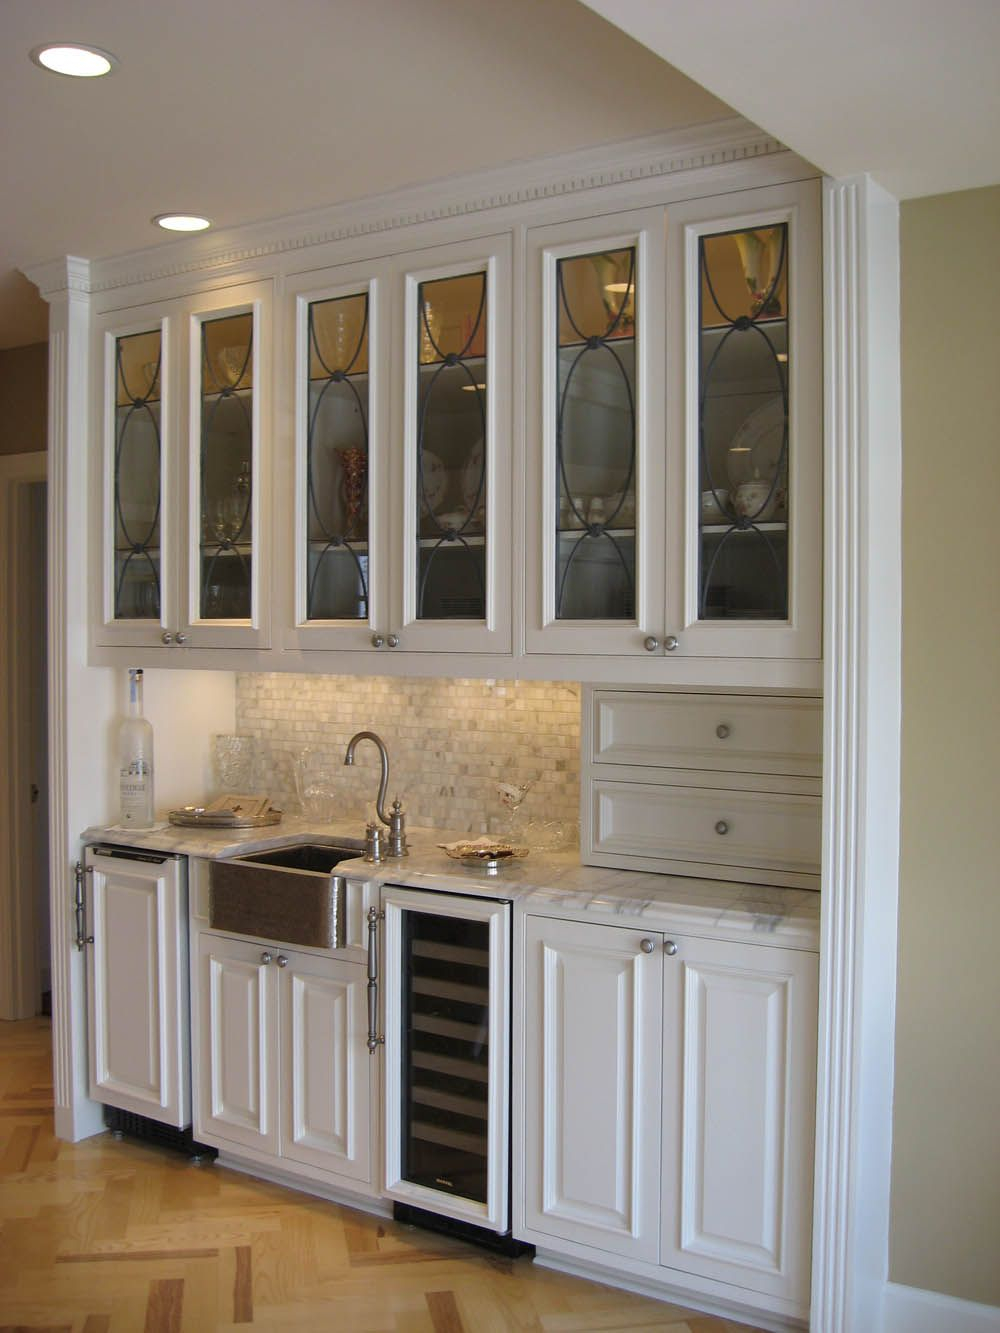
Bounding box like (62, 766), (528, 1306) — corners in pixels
(153, 213), (212, 233)
(30, 43), (118, 78)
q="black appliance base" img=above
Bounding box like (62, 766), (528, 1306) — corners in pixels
(103, 1106), (218, 1161)
(393, 1201), (534, 1258)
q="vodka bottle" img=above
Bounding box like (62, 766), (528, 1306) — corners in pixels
(119, 667), (155, 827)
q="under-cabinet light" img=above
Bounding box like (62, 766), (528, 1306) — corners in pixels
(153, 214), (212, 233)
(461, 383), (487, 392)
(31, 43), (117, 77)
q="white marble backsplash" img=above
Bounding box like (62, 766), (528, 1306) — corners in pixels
(233, 674), (581, 839)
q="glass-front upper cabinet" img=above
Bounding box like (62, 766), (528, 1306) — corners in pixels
(667, 180), (822, 661)
(186, 284), (270, 649)
(288, 256), (389, 652)
(394, 238), (511, 655)
(94, 282), (271, 652)
(525, 209), (666, 655)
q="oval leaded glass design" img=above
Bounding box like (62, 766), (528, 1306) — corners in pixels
(305, 292), (370, 620)
(200, 312), (253, 620)
(698, 223), (789, 621)
(415, 271), (487, 620)
(113, 328), (162, 620)
(555, 247), (636, 620)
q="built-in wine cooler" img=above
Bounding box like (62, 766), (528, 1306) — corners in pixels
(377, 887), (513, 1238)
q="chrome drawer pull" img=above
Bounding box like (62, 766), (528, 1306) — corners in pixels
(715, 820), (729, 835)
(716, 723), (731, 739)
(664, 940), (678, 957)
(639, 938), (655, 954)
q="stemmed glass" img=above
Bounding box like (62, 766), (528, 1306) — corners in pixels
(495, 776), (534, 839)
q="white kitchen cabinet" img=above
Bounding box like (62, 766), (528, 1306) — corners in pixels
(92, 280), (272, 653)
(525, 178), (821, 666)
(520, 912), (817, 1314)
(195, 931), (372, 1186)
(284, 234), (512, 657)
(660, 933), (817, 1305)
(83, 845), (190, 1128)
(522, 914), (662, 1261)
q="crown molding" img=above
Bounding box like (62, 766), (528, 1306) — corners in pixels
(23, 256), (92, 301)
(70, 116), (797, 298)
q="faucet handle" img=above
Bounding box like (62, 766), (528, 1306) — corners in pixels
(388, 798), (408, 857)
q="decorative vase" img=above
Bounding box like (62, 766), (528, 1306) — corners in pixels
(336, 447), (367, 538)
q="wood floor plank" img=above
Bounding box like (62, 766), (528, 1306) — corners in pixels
(233, 1243), (253, 1323)
(143, 1277), (184, 1333)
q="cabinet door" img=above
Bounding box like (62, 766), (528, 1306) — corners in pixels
(285, 259), (392, 652)
(660, 934), (817, 1306)
(522, 915), (662, 1261)
(85, 849), (189, 1127)
(93, 304), (179, 650)
(663, 178), (822, 662)
(197, 933), (279, 1155)
(279, 951), (371, 1183)
(524, 209), (667, 657)
(389, 236), (512, 654)
(182, 282), (272, 648)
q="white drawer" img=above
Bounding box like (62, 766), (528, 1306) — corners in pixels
(592, 692), (821, 778)
(590, 779), (821, 885)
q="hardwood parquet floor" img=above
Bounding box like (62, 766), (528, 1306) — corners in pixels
(0, 1019), (771, 1333)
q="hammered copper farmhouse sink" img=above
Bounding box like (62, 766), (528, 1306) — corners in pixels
(208, 839), (365, 948)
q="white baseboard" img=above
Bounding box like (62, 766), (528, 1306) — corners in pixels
(883, 1282), (1000, 1333)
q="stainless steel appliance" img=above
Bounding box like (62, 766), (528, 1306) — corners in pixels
(371, 885), (515, 1240)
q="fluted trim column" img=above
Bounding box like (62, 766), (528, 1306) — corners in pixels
(814, 176), (902, 1333)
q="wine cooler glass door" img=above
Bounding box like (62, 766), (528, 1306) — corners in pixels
(382, 888), (510, 1233)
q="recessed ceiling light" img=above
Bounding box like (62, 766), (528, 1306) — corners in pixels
(153, 214), (212, 233)
(31, 43), (117, 77)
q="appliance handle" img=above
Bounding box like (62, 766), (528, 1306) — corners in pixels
(74, 861), (94, 950)
(366, 905), (385, 1054)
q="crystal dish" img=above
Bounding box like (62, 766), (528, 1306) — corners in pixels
(168, 806), (283, 829)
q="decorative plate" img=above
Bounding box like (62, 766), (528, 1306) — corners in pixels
(439, 836), (528, 868)
(461, 440), (486, 511)
(168, 806), (283, 828)
(417, 450), (447, 515)
(727, 397), (786, 489)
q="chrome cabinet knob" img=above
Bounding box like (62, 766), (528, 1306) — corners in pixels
(639, 938), (655, 954)
(161, 631), (173, 645)
(643, 636), (660, 653)
(664, 634), (679, 652)
(175, 632), (188, 645)
(371, 633), (384, 649)
(664, 940), (678, 957)
(715, 820), (729, 835)
(260, 951), (273, 965)
(276, 954), (288, 968)
(716, 723), (730, 739)
(386, 634), (400, 649)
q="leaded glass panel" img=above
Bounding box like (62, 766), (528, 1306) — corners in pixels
(554, 247), (637, 621)
(113, 328), (162, 620)
(200, 312), (253, 620)
(698, 224), (789, 621)
(415, 271), (487, 620)
(305, 292), (370, 620)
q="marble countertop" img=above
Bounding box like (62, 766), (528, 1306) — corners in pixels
(84, 816), (821, 950)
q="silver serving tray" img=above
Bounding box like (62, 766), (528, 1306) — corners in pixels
(168, 807), (283, 828)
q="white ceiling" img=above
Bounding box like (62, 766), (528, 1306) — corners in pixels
(581, 0), (1000, 200)
(0, 0), (728, 350)
(3, 0), (997, 352)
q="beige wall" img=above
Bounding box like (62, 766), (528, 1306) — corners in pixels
(0, 342), (47, 456)
(891, 186), (1000, 1305)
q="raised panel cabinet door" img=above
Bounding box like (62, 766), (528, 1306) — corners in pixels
(660, 934), (818, 1307)
(279, 952), (371, 1183)
(523, 915), (662, 1261)
(197, 933), (279, 1155)
(85, 849), (189, 1127)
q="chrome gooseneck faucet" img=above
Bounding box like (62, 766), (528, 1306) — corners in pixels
(343, 730), (408, 857)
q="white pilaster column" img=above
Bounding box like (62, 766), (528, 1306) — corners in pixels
(30, 256), (109, 1140)
(813, 176), (902, 1333)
